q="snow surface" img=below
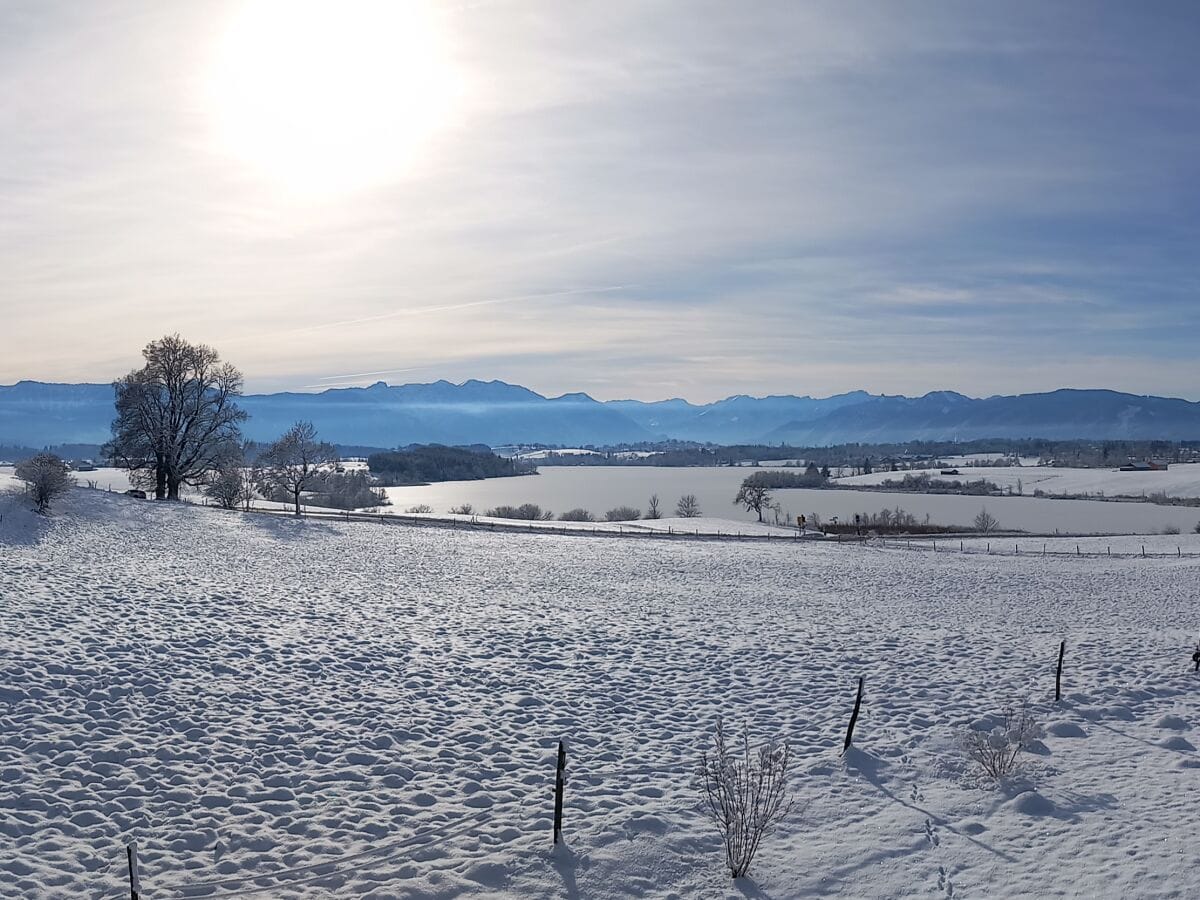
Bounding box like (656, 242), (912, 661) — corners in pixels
(837, 462), (1200, 499)
(2, 488), (1199, 898)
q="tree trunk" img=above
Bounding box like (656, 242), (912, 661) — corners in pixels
(293, 489), (301, 516)
(167, 476), (181, 501)
(155, 458), (167, 501)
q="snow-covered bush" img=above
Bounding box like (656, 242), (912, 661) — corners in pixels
(405, 504), (433, 514)
(558, 508), (594, 522)
(14, 453), (74, 513)
(962, 704), (1041, 779)
(700, 720), (793, 879)
(604, 506), (640, 521)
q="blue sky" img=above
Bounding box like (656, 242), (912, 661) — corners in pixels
(1, 1), (1198, 401)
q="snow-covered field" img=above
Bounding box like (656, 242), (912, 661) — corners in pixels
(2, 486), (1199, 898)
(838, 463), (1200, 499)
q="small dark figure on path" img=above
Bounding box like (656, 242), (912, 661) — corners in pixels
(1192, 644), (1200, 673)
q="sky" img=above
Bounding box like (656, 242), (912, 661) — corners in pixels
(1, 0), (1199, 402)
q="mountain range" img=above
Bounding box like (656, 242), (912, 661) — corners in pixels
(1, 380), (1199, 449)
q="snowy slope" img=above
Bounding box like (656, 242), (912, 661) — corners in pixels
(1, 489), (1198, 898)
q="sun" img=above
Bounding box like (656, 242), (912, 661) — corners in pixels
(205, 0), (462, 197)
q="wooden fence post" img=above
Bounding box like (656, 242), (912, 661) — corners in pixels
(1055, 640), (1065, 702)
(1142, 545), (1146, 558)
(127, 843), (140, 900)
(842, 676), (864, 755)
(553, 740), (566, 845)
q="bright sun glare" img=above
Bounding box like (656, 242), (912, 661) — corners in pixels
(206, 0), (462, 197)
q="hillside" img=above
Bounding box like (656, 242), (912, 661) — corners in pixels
(1, 485), (1197, 897)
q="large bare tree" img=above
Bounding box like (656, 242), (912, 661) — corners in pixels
(107, 335), (246, 500)
(256, 421), (338, 515)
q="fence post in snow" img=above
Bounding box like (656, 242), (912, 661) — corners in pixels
(1055, 640), (1066, 702)
(1142, 545), (1146, 558)
(127, 843), (140, 900)
(841, 676), (864, 755)
(553, 740), (566, 845)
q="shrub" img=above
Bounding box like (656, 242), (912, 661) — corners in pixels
(962, 704), (1041, 780)
(14, 453), (74, 513)
(486, 503), (553, 520)
(605, 506), (640, 521)
(1162, 525), (1181, 535)
(405, 504), (433, 514)
(449, 503), (474, 515)
(1194, 521), (1200, 534)
(700, 720), (793, 879)
(558, 508), (594, 522)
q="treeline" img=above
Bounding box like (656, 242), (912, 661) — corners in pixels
(368, 444), (535, 486)
(529, 437), (1200, 469)
(872, 473), (1001, 495)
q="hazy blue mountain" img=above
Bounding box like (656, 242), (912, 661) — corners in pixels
(237, 380), (652, 446)
(3, 380), (1199, 448)
(0, 381), (116, 445)
(765, 389), (1200, 444)
(0, 379), (652, 448)
(607, 391), (875, 443)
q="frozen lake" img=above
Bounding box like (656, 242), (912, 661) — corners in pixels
(384, 466), (1200, 534)
(12, 465), (1197, 534)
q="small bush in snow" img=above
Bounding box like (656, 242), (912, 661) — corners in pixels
(1163, 525), (1181, 535)
(604, 506), (640, 521)
(962, 704), (1041, 780)
(558, 508), (594, 522)
(15, 453), (75, 513)
(449, 504), (474, 515)
(405, 504), (433, 514)
(700, 720), (793, 879)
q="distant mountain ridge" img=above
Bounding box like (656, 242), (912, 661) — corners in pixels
(1, 379), (1198, 448)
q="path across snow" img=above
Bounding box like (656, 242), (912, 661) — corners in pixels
(1, 488), (1198, 898)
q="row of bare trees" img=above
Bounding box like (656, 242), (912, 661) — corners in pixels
(105, 335), (338, 514)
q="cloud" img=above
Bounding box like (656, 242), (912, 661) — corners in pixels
(0, 1), (1197, 400)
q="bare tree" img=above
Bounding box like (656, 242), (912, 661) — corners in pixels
(605, 505), (640, 521)
(558, 508), (594, 522)
(734, 479), (771, 522)
(203, 442), (255, 510)
(973, 507), (1000, 534)
(256, 421), (338, 515)
(645, 493), (661, 519)
(676, 494), (702, 518)
(107, 335), (246, 500)
(14, 453), (75, 513)
(700, 720), (794, 879)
